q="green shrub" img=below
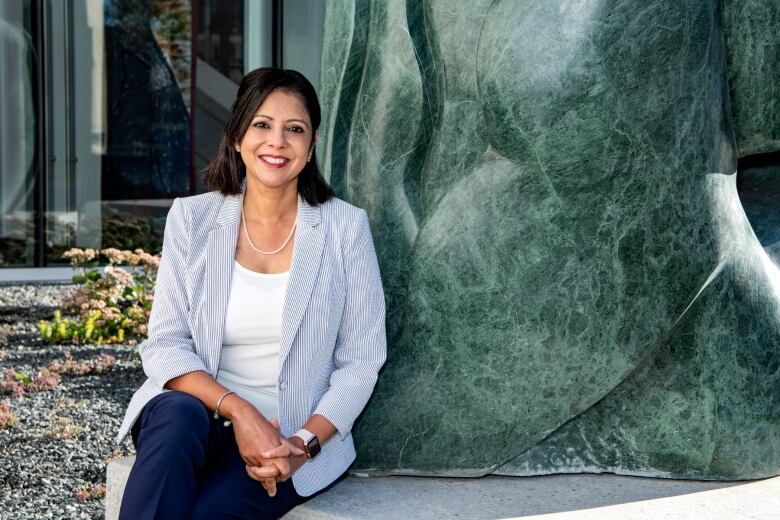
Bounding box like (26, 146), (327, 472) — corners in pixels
(0, 368), (60, 396)
(39, 247), (160, 345)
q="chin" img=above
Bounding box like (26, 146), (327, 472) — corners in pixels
(248, 175), (298, 191)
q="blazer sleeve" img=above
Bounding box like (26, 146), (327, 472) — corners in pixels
(139, 198), (209, 389)
(313, 209), (387, 438)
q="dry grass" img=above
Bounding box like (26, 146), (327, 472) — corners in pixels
(43, 397), (86, 439)
(74, 483), (106, 503)
(44, 416), (85, 440)
(0, 327), (9, 359)
(0, 400), (18, 428)
(47, 351), (116, 376)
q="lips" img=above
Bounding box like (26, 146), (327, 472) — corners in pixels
(259, 155), (290, 168)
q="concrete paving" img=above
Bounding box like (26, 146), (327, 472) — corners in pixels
(284, 473), (780, 520)
(105, 456), (780, 519)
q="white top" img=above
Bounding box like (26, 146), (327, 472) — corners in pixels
(216, 261), (289, 420)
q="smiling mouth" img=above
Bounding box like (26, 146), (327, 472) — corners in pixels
(259, 155), (290, 168)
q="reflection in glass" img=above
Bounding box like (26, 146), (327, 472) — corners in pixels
(43, 0), (193, 265)
(283, 0), (325, 93)
(197, 0), (244, 84)
(192, 1), (246, 184)
(101, 0), (191, 200)
(0, 1), (35, 267)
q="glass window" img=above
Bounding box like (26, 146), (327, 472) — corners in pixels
(192, 0), (248, 186)
(197, 1), (244, 84)
(0, 0), (326, 273)
(0, 1), (36, 267)
(44, 0), (195, 263)
(283, 0), (325, 93)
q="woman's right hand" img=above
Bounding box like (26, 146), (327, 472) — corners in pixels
(226, 396), (282, 463)
(223, 396), (303, 495)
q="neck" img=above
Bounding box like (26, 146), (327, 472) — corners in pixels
(242, 179), (298, 224)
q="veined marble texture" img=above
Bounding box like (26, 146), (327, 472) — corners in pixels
(722, 0), (780, 156)
(319, 0), (780, 479)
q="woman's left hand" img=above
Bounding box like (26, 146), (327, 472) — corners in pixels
(247, 444), (306, 483)
(245, 420), (307, 487)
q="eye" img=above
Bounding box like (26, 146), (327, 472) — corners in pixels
(253, 121), (270, 129)
(287, 125), (305, 133)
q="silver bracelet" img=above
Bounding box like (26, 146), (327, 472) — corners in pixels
(214, 390), (235, 422)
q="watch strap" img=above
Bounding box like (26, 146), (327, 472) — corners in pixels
(293, 428), (315, 444)
(293, 428), (321, 459)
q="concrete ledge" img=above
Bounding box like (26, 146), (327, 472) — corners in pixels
(105, 457), (134, 519)
(105, 457), (780, 519)
(0, 267), (74, 284)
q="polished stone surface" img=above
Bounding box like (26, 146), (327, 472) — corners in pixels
(320, 0), (780, 478)
(722, 0), (780, 157)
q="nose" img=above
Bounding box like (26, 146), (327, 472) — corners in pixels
(266, 126), (287, 148)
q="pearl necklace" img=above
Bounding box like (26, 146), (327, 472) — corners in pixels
(241, 206), (297, 255)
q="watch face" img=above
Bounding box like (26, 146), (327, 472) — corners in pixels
(308, 436), (321, 458)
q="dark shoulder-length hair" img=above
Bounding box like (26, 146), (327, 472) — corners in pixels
(203, 67), (334, 205)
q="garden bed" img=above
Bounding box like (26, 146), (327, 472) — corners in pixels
(0, 284), (142, 519)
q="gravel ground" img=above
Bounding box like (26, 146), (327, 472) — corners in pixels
(0, 284), (143, 519)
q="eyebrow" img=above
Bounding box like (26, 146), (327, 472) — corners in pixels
(253, 113), (309, 127)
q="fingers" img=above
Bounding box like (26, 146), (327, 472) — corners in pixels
(261, 444), (292, 459)
(248, 464), (281, 478)
(269, 418), (281, 430)
(272, 458), (292, 479)
(248, 460), (292, 482)
(261, 441), (304, 458)
(246, 465), (279, 496)
(281, 437), (305, 457)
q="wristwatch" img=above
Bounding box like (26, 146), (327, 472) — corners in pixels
(293, 428), (321, 459)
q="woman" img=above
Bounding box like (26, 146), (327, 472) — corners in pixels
(116, 68), (386, 519)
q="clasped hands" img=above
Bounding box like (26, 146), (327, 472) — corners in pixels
(248, 419), (306, 497)
(231, 405), (307, 497)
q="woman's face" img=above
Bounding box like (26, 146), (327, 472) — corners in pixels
(237, 89), (316, 193)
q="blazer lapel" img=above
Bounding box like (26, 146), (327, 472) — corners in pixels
(278, 196), (326, 369)
(201, 191), (242, 374)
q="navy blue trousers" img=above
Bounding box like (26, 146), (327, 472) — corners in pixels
(119, 391), (308, 519)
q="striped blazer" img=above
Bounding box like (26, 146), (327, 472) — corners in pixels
(116, 188), (387, 496)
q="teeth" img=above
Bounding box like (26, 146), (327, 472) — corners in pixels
(262, 156), (287, 165)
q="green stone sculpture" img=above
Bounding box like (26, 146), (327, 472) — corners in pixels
(722, 0), (780, 156)
(320, 0), (780, 479)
